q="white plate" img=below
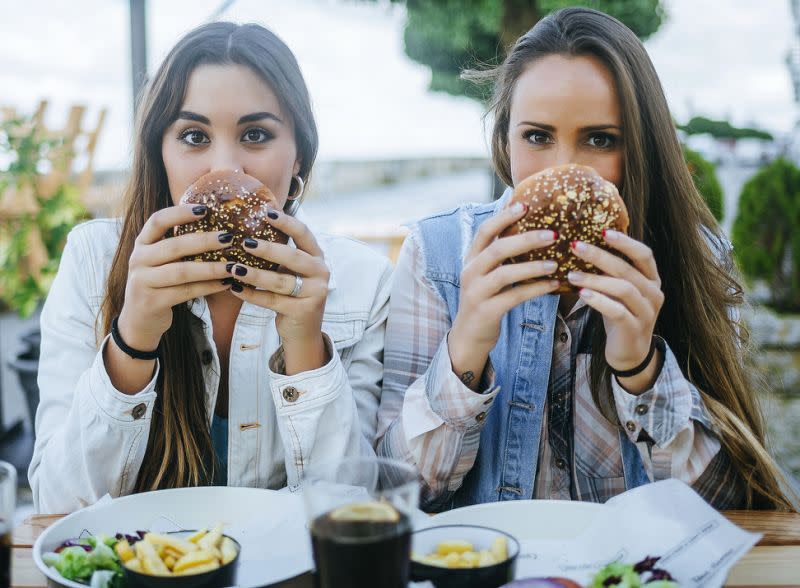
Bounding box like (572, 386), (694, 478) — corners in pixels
(33, 486), (313, 588)
(428, 499), (604, 541)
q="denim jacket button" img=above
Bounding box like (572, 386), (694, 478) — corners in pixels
(555, 458), (567, 470)
(635, 404), (649, 416)
(131, 403), (147, 420)
(625, 420), (637, 432)
(559, 331), (569, 344)
(201, 349), (213, 365)
(475, 411), (487, 423)
(282, 386), (299, 402)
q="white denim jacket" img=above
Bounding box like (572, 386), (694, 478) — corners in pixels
(29, 218), (393, 513)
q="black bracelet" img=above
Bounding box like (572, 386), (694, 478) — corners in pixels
(609, 336), (660, 378)
(111, 316), (160, 360)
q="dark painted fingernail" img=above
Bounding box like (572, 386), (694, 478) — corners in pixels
(192, 205), (207, 215)
(225, 262), (235, 273)
(244, 237), (258, 249)
(267, 209), (279, 220)
(222, 277), (234, 285)
(231, 283), (244, 293)
(235, 265), (248, 277)
(218, 232), (234, 244)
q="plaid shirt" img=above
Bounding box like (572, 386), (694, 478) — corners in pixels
(376, 230), (746, 510)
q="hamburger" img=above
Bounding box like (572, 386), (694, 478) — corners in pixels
(175, 169), (288, 272)
(500, 164), (629, 293)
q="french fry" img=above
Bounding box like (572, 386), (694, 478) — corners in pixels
(490, 537), (508, 562)
(125, 558), (143, 573)
(144, 532), (198, 555)
(197, 525), (223, 552)
(478, 550), (497, 567)
(164, 555), (176, 570)
(174, 561), (221, 576)
(115, 539), (135, 563)
(436, 540), (473, 555)
(187, 529), (207, 544)
(135, 540), (170, 576)
(172, 550), (217, 573)
(220, 537), (238, 566)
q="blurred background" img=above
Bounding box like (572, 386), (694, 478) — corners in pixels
(1, 0), (799, 517)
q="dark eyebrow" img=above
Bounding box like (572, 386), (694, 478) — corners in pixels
(177, 111), (210, 124)
(516, 121), (621, 133)
(238, 112), (283, 125)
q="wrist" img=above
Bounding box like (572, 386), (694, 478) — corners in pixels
(614, 337), (666, 395)
(282, 333), (329, 375)
(117, 309), (162, 353)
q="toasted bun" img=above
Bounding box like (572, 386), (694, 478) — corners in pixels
(500, 164), (629, 293)
(175, 170), (288, 272)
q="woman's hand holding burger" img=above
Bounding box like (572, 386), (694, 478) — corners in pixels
(109, 204), (232, 394)
(568, 231), (664, 393)
(448, 203), (561, 391)
(226, 207), (331, 375)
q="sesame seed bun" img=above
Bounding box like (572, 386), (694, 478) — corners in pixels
(500, 164), (629, 293)
(175, 170), (288, 272)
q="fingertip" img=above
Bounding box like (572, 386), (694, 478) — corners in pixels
(510, 202), (528, 216)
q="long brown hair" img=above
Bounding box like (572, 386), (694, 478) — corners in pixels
(99, 22), (318, 491)
(472, 7), (796, 510)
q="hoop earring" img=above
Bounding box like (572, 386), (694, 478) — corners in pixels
(284, 175), (304, 216)
(288, 175), (305, 200)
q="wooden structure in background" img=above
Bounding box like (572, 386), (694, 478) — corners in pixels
(0, 100), (106, 282)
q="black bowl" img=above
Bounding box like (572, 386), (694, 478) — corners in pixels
(410, 524), (520, 588)
(123, 532), (240, 588)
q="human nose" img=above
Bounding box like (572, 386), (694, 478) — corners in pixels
(208, 143), (243, 173)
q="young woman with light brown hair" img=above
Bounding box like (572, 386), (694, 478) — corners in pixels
(378, 6), (797, 512)
(30, 22), (392, 513)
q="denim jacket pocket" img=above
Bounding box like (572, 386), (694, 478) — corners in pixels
(321, 314), (365, 365)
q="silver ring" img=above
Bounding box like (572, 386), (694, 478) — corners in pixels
(289, 275), (303, 298)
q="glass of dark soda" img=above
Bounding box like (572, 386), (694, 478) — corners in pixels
(302, 457), (419, 588)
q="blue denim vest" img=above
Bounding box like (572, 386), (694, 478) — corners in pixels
(414, 191), (650, 509)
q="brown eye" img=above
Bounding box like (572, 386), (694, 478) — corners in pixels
(587, 133), (616, 149)
(242, 128), (273, 143)
(524, 130), (553, 145)
(179, 130), (209, 146)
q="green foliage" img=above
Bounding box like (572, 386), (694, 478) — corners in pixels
(371, 0), (665, 101)
(683, 146), (724, 222)
(732, 158), (800, 312)
(0, 117), (88, 317)
(679, 116), (773, 141)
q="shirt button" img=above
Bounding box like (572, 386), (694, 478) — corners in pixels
(475, 412), (487, 423)
(625, 420), (637, 432)
(482, 397), (493, 406)
(635, 404), (649, 416)
(555, 458), (567, 470)
(132, 403), (147, 420)
(282, 386), (299, 402)
(559, 332), (569, 344)
(201, 349), (213, 365)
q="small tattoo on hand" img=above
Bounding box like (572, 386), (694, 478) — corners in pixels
(460, 371), (475, 386)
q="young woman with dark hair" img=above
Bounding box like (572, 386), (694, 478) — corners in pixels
(30, 22), (391, 512)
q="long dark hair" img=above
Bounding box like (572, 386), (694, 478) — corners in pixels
(99, 22), (318, 491)
(471, 7), (795, 510)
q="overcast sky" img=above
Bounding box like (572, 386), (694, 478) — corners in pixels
(0, 0), (796, 169)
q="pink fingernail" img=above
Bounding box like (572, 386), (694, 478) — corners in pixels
(604, 229), (618, 241)
(579, 288), (593, 299)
